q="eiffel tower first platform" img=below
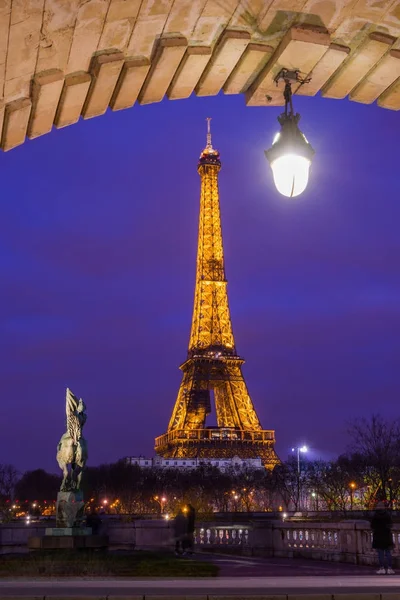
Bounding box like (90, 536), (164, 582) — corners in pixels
(155, 121), (279, 469)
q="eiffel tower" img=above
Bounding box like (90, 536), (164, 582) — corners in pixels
(155, 120), (279, 469)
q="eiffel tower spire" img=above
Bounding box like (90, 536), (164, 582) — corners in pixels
(189, 118), (235, 356)
(155, 121), (278, 468)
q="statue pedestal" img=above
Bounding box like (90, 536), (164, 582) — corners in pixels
(56, 490), (85, 528)
(45, 527), (92, 536)
(28, 492), (109, 551)
(28, 532), (108, 550)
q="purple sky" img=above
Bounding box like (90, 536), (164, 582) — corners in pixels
(1, 93), (399, 473)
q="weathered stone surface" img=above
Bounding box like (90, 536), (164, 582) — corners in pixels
(37, 0), (81, 73)
(246, 25), (331, 106)
(0, 102), (4, 142)
(45, 527), (92, 536)
(3, 0), (400, 150)
(322, 32), (396, 99)
(66, 0), (109, 74)
(378, 76), (400, 110)
(110, 57), (150, 110)
(138, 36), (187, 104)
(191, 0), (240, 47)
(98, 0), (142, 50)
(0, 0), (11, 100)
(224, 43), (274, 95)
(4, 74), (32, 103)
(56, 491), (85, 528)
(1, 98), (31, 151)
(257, 0), (308, 38)
(196, 30), (251, 96)
(82, 51), (125, 119)
(127, 0), (174, 58)
(28, 69), (64, 138)
(350, 49), (400, 104)
(6, 0), (44, 81)
(167, 46), (212, 100)
(164, 0), (207, 37)
(54, 72), (92, 128)
(295, 43), (350, 96)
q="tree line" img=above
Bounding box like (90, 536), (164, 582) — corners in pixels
(1, 415), (400, 520)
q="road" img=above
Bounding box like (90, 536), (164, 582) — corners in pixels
(0, 554), (399, 596)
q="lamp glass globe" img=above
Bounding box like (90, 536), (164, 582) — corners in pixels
(271, 154), (311, 198)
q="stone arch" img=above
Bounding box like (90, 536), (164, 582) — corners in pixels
(1, 0), (400, 152)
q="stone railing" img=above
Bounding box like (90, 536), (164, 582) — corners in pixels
(249, 519), (400, 567)
(195, 523), (251, 549)
(2, 516), (400, 567)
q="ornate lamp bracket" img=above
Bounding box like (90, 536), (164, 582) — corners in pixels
(273, 68), (312, 119)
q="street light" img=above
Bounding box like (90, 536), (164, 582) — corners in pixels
(265, 69), (314, 198)
(291, 445), (308, 512)
(154, 495), (167, 514)
(349, 482), (356, 510)
(292, 445), (308, 473)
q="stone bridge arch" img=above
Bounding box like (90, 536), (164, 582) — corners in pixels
(1, 0), (400, 152)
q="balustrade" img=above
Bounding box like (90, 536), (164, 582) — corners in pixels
(195, 523), (250, 547)
(192, 518), (400, 567)
(276, 521), (400, 560)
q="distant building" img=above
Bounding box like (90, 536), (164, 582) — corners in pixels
(125, 455), (264, 471)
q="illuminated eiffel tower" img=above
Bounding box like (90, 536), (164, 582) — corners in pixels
(155, 120), (278, 469)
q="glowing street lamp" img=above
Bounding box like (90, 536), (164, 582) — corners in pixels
(154, 495), (167, 514)
(349, 482), (356, 510)
(265, 69), (314, 198)
(292, 445), (308, 474)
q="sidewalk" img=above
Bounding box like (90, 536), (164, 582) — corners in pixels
(0, 554), (398, 597)
(0, 574), (399, 596)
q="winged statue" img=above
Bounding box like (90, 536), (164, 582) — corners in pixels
(56, 388), (88, 492)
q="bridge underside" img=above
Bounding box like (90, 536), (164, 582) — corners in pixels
(1, 0), (400, 152)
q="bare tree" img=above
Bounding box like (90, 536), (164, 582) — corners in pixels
(308, 459), (354, 513)
(273, 458), (312, 511)
(348, 414), (400, 503)
(0, 464), (19, 521)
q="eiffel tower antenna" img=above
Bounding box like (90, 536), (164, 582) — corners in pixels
(206, 117), (212, 150)
(155, 125), (279, 469)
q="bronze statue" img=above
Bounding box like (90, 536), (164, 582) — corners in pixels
(56, 388), (88, 491)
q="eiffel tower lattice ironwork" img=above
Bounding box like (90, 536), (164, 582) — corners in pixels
(155, 120), (279, 469)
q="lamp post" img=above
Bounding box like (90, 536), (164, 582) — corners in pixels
(349, 482), (356, 511)
(292, 445), (308, 474)
(154, 495), (167, 514)
(311, 491), (319, 511)
(265, 69), (314, 198)
(388, 479), (393, 509)
(292, 445), (308, 511)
